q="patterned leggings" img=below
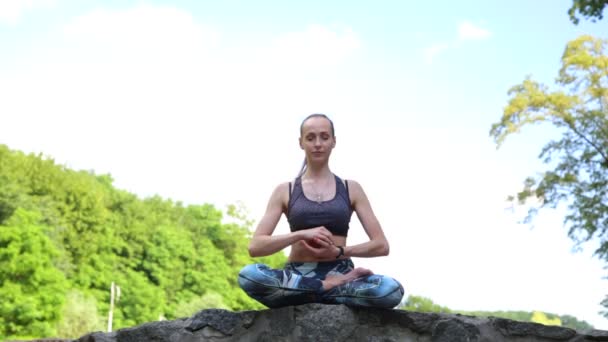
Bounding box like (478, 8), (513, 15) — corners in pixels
(238, 259), (404, 309)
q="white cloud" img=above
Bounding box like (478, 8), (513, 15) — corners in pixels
(0, 0), (55, 25)
(421, 20), (491, 63)
(267, 24), (360, 68)
(62, 5), (219, 61)
(423, 42), (451, 64)
(457, 20), (492, 41)
(0, 4), (363, 216)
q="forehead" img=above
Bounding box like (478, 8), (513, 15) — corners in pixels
(301, 117), (332, 134)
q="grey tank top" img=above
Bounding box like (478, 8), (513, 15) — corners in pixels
(287, 175), (353, 237)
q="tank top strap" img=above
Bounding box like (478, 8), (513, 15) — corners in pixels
(334, 175), (350, 208)
(288, 176), (304, 212)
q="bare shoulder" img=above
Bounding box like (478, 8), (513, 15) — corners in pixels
(344, 178), (365, 194)
(273, 181), (291, 192)
(269, 181), (292, 209)
(344, 178), (369, 205)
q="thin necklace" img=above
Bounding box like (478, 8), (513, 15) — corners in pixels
(305, 175), (332, 204)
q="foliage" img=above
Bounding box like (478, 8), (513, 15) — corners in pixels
(489, 35), (608, 316)
(174, 292), (229, 318)
(461, 310), (593, 331)
(569, 0), (608, 24)
(0, 144), (286, 339)
(531, 311), (562, 326)
(56, 290), (104, 339)
(399, 295), (452, 313)
(0, 208), (68, 338)
(399, 295), (594, 331)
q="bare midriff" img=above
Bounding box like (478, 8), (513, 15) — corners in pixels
(288, 235), (348, 262)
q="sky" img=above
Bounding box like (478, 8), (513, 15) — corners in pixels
(1, 0), (608, 329)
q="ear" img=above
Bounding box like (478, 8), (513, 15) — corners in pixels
(332, 136), (337, 148)
(299, 137), (304, 150)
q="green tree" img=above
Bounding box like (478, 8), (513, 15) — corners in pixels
(0, 144), (285, 337)
(399, 295), (452, 313)
(531, 311), (562, 326)
(56, 290), (104, 339)
(560, 314), (594, 331)
(569, 0), (608, 24)
(400, 295), (593, 330)
(0, 209), (68, 339)
(109, 269), (167, 328)
(174, 292), (229, 318)
(489, 35), (608, 316)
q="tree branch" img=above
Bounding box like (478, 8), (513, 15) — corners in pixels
(566, 118), (608, 166)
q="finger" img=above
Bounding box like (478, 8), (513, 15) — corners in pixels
(317, 229), (334, 239)
(313, 237), (332, 248)
(300, 240), (314, 251)
(315, 236), (333, 246)
(320, 227), (333, 235)
(317, 241), (338, 253)
(302, 240), (322, 251)
(315, 226), (330, 234)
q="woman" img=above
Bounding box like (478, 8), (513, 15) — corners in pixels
(238, 113), (404, 309)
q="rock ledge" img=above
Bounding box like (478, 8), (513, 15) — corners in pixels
(76, 304), (608, 342)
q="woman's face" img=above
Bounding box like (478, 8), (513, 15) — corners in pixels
(299, 116), (336, 162)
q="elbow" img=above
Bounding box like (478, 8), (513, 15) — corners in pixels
(379, 241), (390, 256)
(248, 248), (263, 258)
(248, 242), (261, 258)
(248, 239), (268, 258)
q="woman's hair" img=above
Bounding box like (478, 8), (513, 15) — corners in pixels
(297, 113), (335, 177)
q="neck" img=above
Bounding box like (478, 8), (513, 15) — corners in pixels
(303, 164), (332, 180)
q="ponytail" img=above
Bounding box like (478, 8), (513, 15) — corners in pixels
(297, 158), (307, 178)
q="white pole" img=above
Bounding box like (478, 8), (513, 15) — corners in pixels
(108, 282), (115, 332)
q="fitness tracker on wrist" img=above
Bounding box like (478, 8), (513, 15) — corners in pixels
(335, 245), (345, 259)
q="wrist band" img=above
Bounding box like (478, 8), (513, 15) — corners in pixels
(335, 246), (344, 259)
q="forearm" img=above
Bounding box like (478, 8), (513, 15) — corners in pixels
(344, 239), (389, 258)
(248, 231), (303, 257)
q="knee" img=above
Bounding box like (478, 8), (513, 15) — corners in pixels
(239, 264), (260, 278)
(238, 264), (259, 290)
(360, 275), (404, 308)
(379, 276), (405, 308)
(238, 263), (276, 292)
(382, 276), (403, 292)
(238, 264), (289, 308)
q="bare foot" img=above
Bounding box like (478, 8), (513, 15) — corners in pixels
(321, 267), (374, 291)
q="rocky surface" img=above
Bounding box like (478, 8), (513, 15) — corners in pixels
(74, 304), (608, 342)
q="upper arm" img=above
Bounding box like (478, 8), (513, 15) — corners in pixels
(348, 180), (387, 242)
(252, 182), (289, 237)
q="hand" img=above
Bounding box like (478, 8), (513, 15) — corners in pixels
(298, 226), (334, 247)
(301, 239), (341, 260)
(322, 267), (374, 290)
